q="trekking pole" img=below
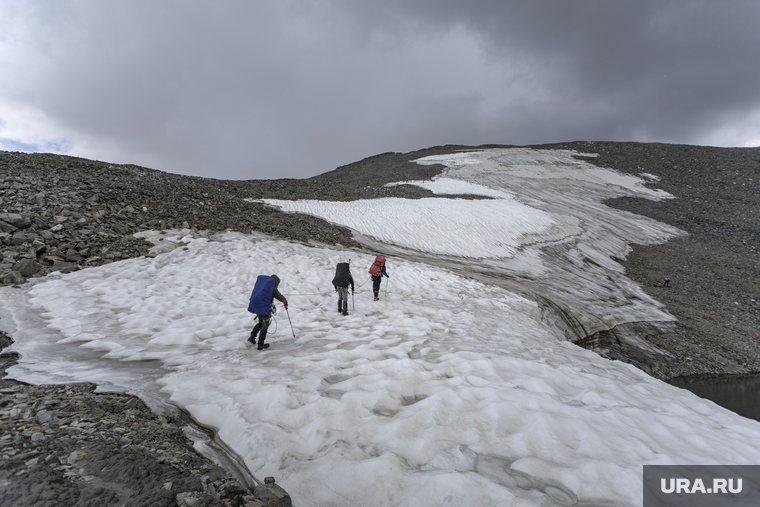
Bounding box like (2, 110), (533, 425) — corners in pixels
(285, 306), (295, 337)
(350, 259), (354, 312)
(385, 275), (390, 301)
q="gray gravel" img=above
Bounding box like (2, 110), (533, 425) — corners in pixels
(2, 141), (759, 503)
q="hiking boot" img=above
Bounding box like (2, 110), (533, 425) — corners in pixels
(342, 310), (348, 316)
(374, 297), (379, 301)
(257, 329), (268, 350)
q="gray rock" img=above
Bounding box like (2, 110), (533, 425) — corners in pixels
(44, 455), (61, 465)
(37, 410), (59, 424)
(10, 232), (36, 245)
(0, 220), (18, 233)
(253, 477), (292, 507)
(13, 258), (42, 277)
(243, 496), (266, 507)
(50, 261), (78, 273)
(1, 270), (24, 284)
(176, 492), (201, 506)
(65, 248), (85, 262)
(67, 450), (86, 465)
(0, 213), (32, 229)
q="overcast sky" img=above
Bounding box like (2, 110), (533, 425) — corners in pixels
(1, 1), (759, 180)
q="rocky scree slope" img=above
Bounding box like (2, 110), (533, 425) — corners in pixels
(1, 146), (495, 285)
(537, 141), (760, 379)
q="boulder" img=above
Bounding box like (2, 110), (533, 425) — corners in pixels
(13, 259), (42, 277)
(0, 213), (32, 229)
(253, 477), (292, 507)
(1, 270), (24, 285)
(11, 232), (36, 245)
(0, 220), (18, 233)
(65, 249), (85, 262)
(51, 261), (78, 273)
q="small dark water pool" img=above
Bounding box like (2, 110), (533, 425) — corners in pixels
(668, 374), (760, 422)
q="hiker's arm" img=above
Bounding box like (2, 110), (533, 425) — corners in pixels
(273, 288), (288, 308)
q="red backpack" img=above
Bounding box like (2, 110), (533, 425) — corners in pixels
(369, 255), (386, 277)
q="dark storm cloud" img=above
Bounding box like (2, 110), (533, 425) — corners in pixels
(341, 0), (760, 142)
(1, 1), (758, 179)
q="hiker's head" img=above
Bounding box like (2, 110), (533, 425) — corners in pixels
(271, 275), (280, 287)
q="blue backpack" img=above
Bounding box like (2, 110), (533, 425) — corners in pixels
(248, 275), (276, 315)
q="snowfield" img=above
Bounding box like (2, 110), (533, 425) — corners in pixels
(3, 148), (759, 506)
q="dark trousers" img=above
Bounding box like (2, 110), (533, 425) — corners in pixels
(337, 286), (349, 314)
(372, 276), (382, 298)
(250, 314), (270, 348)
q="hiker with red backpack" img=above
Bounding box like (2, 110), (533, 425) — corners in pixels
(332, 262), (355, 315)
(247, 274), (288, 350)
(369, 255), (389, 301)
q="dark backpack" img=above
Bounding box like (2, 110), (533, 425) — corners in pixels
(332, 262), (351, 287)
(248, 275), (275, 315)
(369, 255), (386, 277)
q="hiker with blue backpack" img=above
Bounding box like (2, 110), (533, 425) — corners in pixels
(248, 274), (288, 350)
(369, 255), (389, 301)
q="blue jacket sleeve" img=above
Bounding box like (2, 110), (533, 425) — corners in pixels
(382, 264), (388, 277)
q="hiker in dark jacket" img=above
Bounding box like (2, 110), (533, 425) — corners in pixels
(248, 274), (288, 350)
(368, 255), (389, 301)
(332, 262), (355, 316)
